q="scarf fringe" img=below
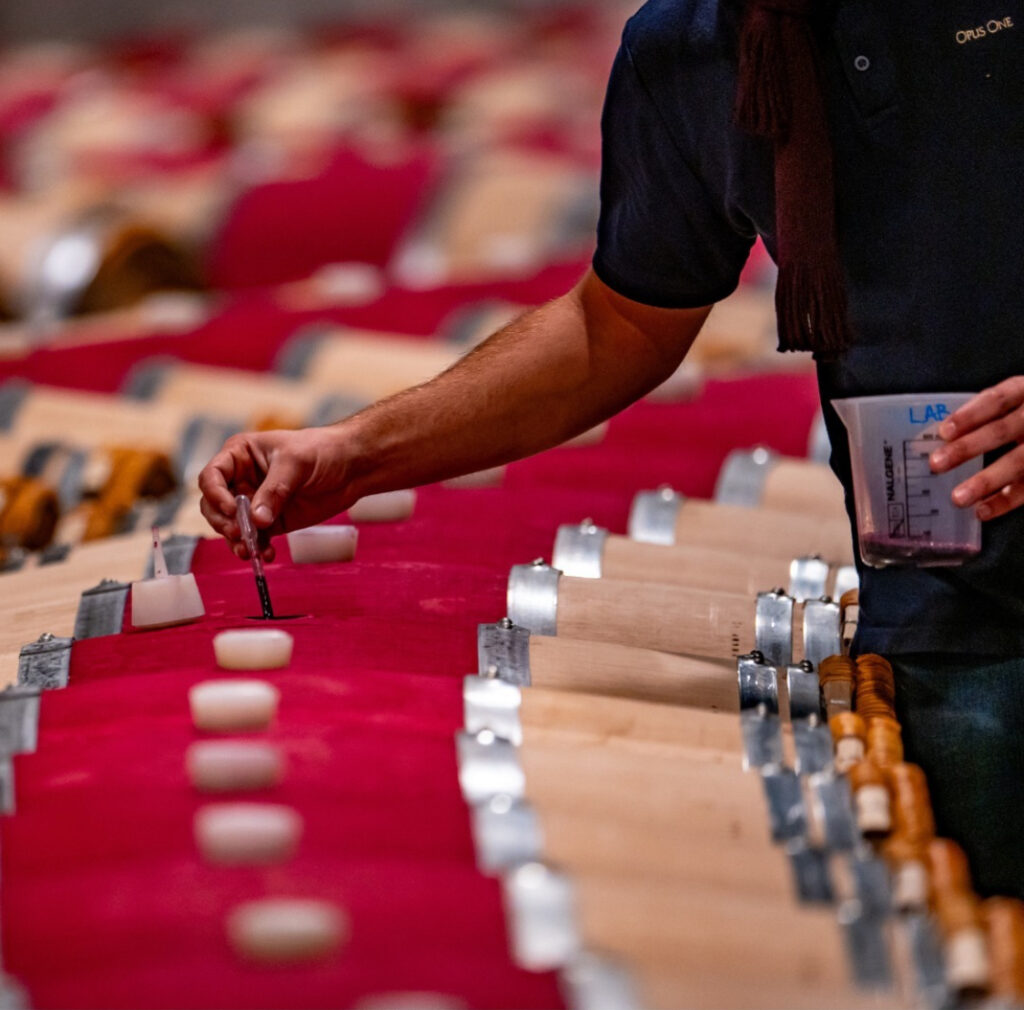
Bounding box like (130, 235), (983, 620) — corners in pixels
(734, 8), (791, 138)
(775, 261), (852, 358)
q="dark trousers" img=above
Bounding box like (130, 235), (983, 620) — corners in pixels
(892, 654), (1024, 899)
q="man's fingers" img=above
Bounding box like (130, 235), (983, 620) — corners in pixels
(939, 377), (1024, 440)
(951, 444), (1024, 510)
(250, 453), (306, 529)
(199, 495), (239, 540)
(197, 448), (242, 516)
(975, 481), (1024, 522)
(931, 419), (1024, 473)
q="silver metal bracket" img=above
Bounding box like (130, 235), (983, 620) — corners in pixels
(761, 766), (807, 842)
(810, 772), (858, 851)
(17, 634), (73, 690)
(176, 417), (241, 483)
(754, 590), (794, 668)
(456, 730), (525, 806)
(503, 862), (580, 972)
(122, 359), (170, 400)
(808, 410), (832, 464)
(0, 758), (14, 815)
(143, 533), (198, 577)
(507, 561), (560, 636)
(839, 899), (893, 990)
(802, 597), (842, 669)
(787, 665), (833, 776)
(627, 486), (683, 545)
(788, 556), (830, 602)
(737, 655), (782, 771)
(714, 447), (775, 506)
(273, 325), (329, 378)
(21, 442), (88, 512)
(74, 579), (130, 639)
(904, 913), (954, 1010)
(38, 543), (72, 566)
(832, 565), (860, 600)
(561, 951), (640, 1010)
(0, 974), (27, 1009)
(307, 393), (370, 428)
(0, 687), (41, 755)
(0, 380), (29, 432)
(850, 851), (893, 918)
(785, 838), (835, 904)
(471, 794), (543, 875)
(552, 521), (607, 579)
(463, 675), (523, 746)
(477, 619), (531, 686)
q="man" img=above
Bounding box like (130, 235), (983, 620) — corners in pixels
(200, 0), (1024, 896)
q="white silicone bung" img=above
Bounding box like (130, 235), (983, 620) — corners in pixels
(187, 740), (284, 793)
(854, 784), (891, 834)
(131, 574), (205, 629)
(189, 680), (280, 732)
(347, 489), (416, 523)
(227, 898), (347, 963)
(834, 737), (865, 774)
(213, 629), (293, 670)
(892, 859), (929, 913)
(195, 803), (302, 865)
(946, 927), (991, 992)
(286, 524), (358, 564)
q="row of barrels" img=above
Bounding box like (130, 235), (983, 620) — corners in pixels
(4, 400), (1023, 1006)
(0, 6), (633, 326)
(0, 460), (861, 1009)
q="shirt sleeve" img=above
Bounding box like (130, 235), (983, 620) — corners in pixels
(592, 31), (759, 308)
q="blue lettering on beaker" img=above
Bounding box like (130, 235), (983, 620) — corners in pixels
(908, 403), (950, 424)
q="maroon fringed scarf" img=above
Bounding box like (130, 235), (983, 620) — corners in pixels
(734, 0), (853, 357)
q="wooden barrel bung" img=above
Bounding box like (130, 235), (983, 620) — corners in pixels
(628, 487), (854, 564)
(847, 759), (892, 837)
(828, 712), (866, 774)
(983, 898), (1024, 1003)
(0, 476), (59, 552)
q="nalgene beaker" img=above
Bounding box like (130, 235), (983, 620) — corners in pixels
(833, 393), (982, 568)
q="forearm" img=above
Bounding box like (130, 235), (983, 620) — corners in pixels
(339, 270), (708, 498)
(198, 270), (710, 553)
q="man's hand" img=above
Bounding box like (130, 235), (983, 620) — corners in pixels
(198, 427), (357, 560)
(929, 377), (1024, 520)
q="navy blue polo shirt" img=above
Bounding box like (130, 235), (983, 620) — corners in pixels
(594, 0), (1024, 655)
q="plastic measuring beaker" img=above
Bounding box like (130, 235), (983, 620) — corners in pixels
(833, 393), (982, 568)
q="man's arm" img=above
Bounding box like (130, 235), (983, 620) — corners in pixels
(198, 268), (711, 557)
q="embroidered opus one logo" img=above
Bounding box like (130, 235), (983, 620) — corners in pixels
(955, 15), (1014, 43)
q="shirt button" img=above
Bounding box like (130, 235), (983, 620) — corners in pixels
(854, 55), (871, 71)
